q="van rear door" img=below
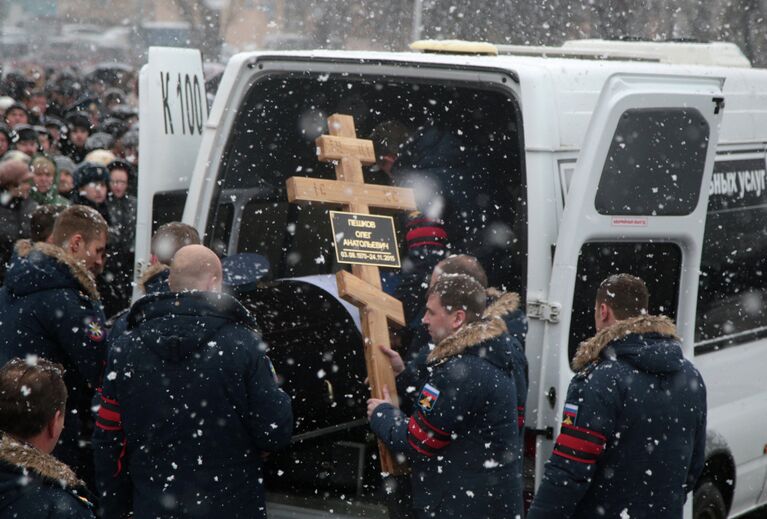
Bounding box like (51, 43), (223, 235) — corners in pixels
(535, 74), (724, 485)
(134, 47), (207, 298)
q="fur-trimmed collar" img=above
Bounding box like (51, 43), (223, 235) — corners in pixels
(427, 316), (508, 364)
(0, 433), (84, 489)
(571, 315), (679, 371)
(138, 262), (169, 293)
(14, 240), (99, 301)
(485, 288), (520, 320)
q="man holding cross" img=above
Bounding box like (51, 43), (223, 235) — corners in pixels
(367, 273), (523, 519)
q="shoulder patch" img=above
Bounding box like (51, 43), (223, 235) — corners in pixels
(418, 383), (440, 413)
(563, 403), (579, 426)
(84, 316), (105, 342)
(74, 492), (94, 509)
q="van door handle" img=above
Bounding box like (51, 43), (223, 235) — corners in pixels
(528, 427), (554, 440)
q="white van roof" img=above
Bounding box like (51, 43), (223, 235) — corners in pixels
(215, 42), (767, 148)
(411, 38), (752, 68)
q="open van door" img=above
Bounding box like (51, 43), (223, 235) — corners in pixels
(134, 47), (207, 300)
(535, 74), (724, 491)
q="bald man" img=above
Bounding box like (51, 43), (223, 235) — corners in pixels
(94, 245), (293, 519)
(168, 244), (221, 292)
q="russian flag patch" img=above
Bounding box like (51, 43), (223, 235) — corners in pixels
(418, 383), (440, 413)
(563, 403), (579, 426)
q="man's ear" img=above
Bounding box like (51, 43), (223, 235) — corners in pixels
(46, 409), (64, 440)
(208, 275), (222, 293)
(68, 233), (83, 254)
(599, 302), (611, 322)
(452, 309), (467, 329)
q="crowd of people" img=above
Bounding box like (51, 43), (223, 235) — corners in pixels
(0, 66), (138, 317)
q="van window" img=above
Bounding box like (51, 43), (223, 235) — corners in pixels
(207, 73), (527, 290)
(695, 157), (767, 351)
(569, 242), (682, 362)
(151, 190), (187, 234)
(595, 108), (709, 216)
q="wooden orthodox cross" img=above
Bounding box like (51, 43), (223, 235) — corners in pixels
(286, 114), (416, 474)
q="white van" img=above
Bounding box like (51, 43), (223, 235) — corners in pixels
(137, 40), (767, 518)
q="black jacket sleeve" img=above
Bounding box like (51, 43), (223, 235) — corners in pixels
(685, 371), (708, 494)
(246, 349), (294, 451)
(45, 290), (107, 388)
(92, 347), (132, 519)
(527, 367), (618, 519)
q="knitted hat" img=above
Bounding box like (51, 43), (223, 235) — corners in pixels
(404, 211), (448, 250)
(73, 162), (109, 190)
(53, 155), (76, 174)
(85, 132), (114, 152)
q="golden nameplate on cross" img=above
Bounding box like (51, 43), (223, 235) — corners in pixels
(286, 114), (416, 474)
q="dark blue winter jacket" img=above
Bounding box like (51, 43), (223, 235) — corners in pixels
(0, 433), (95, 519)
(0, 241), (107, 482)
(93, 290), (293, 519)
(397, 289), (528, 436)
(528, 315), (707, 519)
(106, 263), (170, 342)
(370, 316), (523, 518)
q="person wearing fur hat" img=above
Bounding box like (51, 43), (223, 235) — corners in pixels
(29, 154), (70, 207)
(527, 274), (707, 519)
(10, 124), (39, 157)
(0, 205), (108, 489)
(0, 357), (95, 518)
(0, 160), (37, 282)
(368, 274), (523, 519)
(70, 162), (110, 224)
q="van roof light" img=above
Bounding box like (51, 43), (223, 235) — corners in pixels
(410, 40), (498, 55)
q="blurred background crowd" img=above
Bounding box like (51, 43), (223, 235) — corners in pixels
(0, 64), (139, 317)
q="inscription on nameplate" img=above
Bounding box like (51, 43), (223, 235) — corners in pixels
(330, 211), (401, 268)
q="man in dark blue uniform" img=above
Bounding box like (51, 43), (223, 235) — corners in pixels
(93, 245), (293, 519)
(0, 205), (108, 485)
(137, 221), (201, 296)
(528, 274), (707, 519)
(368, 274), (523, 519)
(106, 221), (200, 340)
(382, 254), (528, 438)
(0, 358), (95, 518)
